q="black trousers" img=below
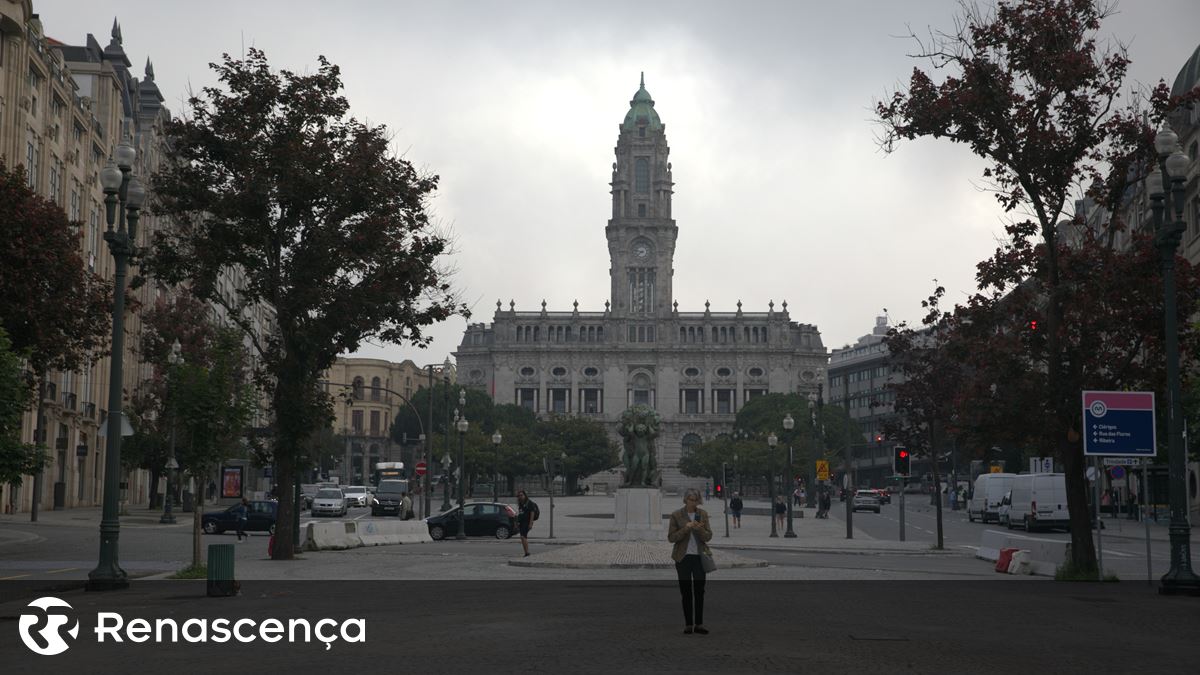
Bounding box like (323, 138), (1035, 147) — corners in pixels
(236, 518), (246, 539)
(675, 554), (706, 626)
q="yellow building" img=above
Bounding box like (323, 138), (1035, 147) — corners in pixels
(321, 357), (454, 484)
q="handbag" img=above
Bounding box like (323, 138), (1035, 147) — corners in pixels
(693, 528), (717, 573)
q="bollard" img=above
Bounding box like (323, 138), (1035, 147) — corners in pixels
(207, 543), (238, 597)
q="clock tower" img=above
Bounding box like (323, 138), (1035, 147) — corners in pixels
(607, 74), (676, 319)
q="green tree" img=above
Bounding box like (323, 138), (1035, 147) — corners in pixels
(537, 415), (620, 494)
(147, 50), (464, 558)
(0, 324), (40, 488)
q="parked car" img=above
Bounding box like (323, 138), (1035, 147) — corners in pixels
(968, 473), (1016, 523)
(202, 500), (277, 535)
(1007, 473), (1069, 532)
(310, 488), (348, 517)
(852, 490), (881, 514)
(424, 501), (517, 540)
(343, 485), (373, 508)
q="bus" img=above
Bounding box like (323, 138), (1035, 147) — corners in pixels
(373, 462), (405, 486)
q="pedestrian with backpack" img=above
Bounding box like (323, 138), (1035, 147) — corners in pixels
(516, 489), (539, 557)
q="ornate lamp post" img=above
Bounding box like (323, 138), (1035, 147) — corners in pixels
(782, 414), (796, 538)
(492, 430), (502, 502)
(1148, 125), (1199, 595)
(160, 340), (183, 524)
(455, 389), (468, 540)
(767, 432), (778, 538)
(88, 127), (145, 591)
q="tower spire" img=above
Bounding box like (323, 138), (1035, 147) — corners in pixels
(640, 71), (644, 88)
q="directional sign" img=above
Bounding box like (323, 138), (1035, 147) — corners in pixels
(1102, 457), (1142, 466)
(1082, 391), (1156, 456)
(415, 461), (427, 476)
(816, 460), (830, 481)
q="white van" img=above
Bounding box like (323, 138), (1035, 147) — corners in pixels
(968, 473), (1016, 523)
(1006, 473), (1069, 532)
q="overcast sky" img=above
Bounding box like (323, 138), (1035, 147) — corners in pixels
(44, 0), (1200, 364)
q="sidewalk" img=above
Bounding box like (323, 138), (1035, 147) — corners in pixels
(0, 504), (193, 529)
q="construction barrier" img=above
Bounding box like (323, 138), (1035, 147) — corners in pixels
(357, 520), (433, 546)
(306, 520), (433, 550)
(305, 521), (361, 550)
(977, 529), (1071, 576)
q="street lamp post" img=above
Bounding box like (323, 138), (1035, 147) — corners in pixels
(783, 414), (796, 538)
(1148, 126), (1200, 595)
(160, 340), (183, 524)
(455, 389), (468, 540)
(767, 432), (778, 538)
(440, 447), (453, 513)
(492, 431), (502, 502)
(88, 127), (145, 591)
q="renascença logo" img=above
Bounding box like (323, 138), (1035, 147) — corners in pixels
(15, 595), (365, 655)
(18, 596), (80, 656)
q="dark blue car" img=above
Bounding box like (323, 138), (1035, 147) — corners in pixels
(202, 500), (277, 535)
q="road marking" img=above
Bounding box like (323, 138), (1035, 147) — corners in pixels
(0, 573), (32, 580)
(45, 567), (77, 574)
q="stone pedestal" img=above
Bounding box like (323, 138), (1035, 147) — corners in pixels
(596, 487), (666, 541)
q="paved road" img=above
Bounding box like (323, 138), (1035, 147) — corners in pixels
(822, 496), (1188, 581)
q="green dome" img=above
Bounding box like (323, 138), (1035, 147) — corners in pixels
(622, 72), (663, 131)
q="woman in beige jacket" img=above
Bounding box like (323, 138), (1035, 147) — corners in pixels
(667, 487), (713, 634)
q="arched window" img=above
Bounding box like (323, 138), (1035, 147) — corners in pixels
(681, 434), (703, 458)
(635, 157), (649, 193)
(371, 376), (382, 401)
(352, 376), (364, 400)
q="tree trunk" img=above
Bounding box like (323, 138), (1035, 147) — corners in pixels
(148, 468), (161, 509)
(931, 423), (944, 550)
(1045, 234), (1097, 573)
(30, 373), (47, 522)
(272, 454), (296, 560)
(193, 489), (202, 568)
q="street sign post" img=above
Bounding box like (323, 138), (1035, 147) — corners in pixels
(1082, 391), (1156, 456)
(816, 460), (830, 482)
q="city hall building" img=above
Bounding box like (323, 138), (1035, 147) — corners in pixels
(454, 77), (827, 490)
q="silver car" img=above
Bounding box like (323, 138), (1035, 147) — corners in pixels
(343, 485), (373, 508)
(310, 488), (348, 517)
(852, 490), (882, 514)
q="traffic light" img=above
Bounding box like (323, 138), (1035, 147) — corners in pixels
(893, 446), (911, 477)
(1028, 320), (1038, 331)
(714, 483), (723, 498)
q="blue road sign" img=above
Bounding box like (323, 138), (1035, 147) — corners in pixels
(1082, 391), (1156, 456)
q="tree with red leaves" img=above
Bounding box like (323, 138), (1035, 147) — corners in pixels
(877, 0), (1200, 574)
(146, 50), (464, 559)
(0, 161), (109, 518)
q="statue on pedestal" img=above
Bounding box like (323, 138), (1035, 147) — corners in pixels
(618, 405), (660, 487)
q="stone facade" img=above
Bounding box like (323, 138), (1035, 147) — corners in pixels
(0, 5), (274, 512)
(826, 316), (901, 486)
(321, 357), (454, 484)
(455, 77), (827, 491)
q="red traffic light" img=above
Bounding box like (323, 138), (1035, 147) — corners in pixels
(1028, 320), (1038, 331)
(899, 450), (909, 458)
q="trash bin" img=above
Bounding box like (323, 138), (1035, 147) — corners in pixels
(207, 543), (237, 597)
(182, 491), (194, 513)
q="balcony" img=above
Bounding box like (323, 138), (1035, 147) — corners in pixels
(61, 391), (77, 411)
(83, 402), (96, 419)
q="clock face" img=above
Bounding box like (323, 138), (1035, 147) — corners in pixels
(633, 243), (650, 259)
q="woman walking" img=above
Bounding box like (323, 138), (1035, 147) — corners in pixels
(668, 488), (713, 635)
(774, 495), (786, 532)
